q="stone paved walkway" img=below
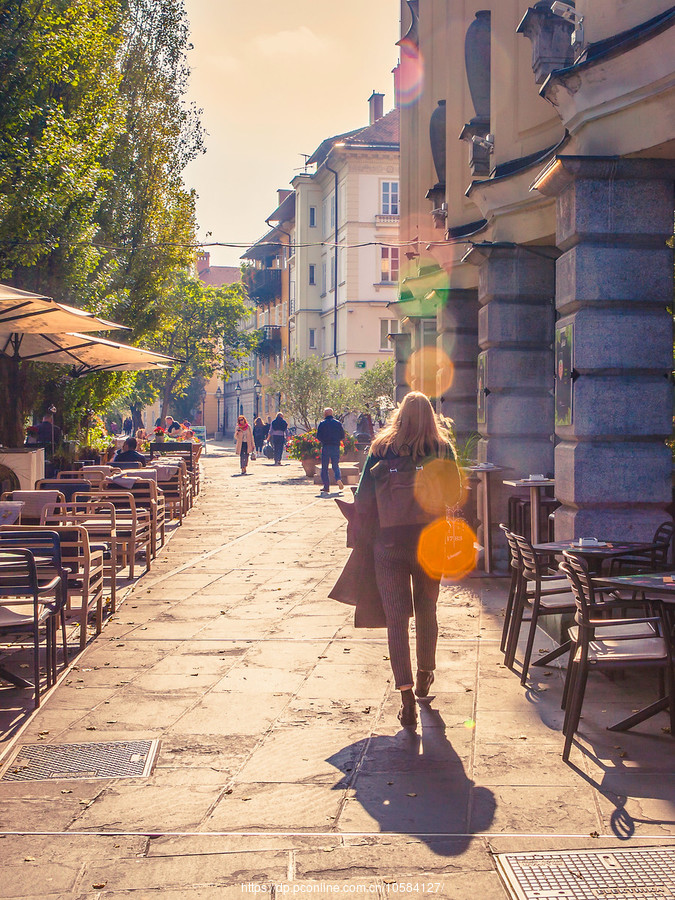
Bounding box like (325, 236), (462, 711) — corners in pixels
(0, 447), (674, 898)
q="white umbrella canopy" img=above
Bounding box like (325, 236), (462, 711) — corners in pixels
(0, 283), (128, 334)
(0, 331), (178, 376)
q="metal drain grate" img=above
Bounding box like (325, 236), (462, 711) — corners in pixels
(495, 848), (675, 900)
(1, 740), (159, 781)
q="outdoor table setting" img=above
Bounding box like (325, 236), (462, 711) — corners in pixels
(465, 463), (506, 574)
(533, 538), (660, 574)
(503, 475), (555, 544)
(585, 569), (675, 734)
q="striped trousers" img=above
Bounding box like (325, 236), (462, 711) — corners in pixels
(374, 539), (440, 690)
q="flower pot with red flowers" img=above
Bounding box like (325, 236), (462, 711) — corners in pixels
(153, 426), (166, 443)
(286, 431), (321, 478)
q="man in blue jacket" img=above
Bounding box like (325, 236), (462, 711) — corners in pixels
(317, 407), (345, 495)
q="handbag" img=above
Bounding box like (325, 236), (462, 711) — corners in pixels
(263, 442), (274, 459)
(250, 451), (256, 460)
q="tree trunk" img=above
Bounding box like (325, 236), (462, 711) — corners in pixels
(0, 356), (26, 447)
(130, 403), (144, 430)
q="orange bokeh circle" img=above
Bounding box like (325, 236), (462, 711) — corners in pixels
(417, 517), (477, 581)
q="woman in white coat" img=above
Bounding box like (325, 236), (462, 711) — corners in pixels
(234, 415), (255, 475)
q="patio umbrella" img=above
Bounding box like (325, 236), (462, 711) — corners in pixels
(0, 283), (128, 334)
(0, 331), (178, 376)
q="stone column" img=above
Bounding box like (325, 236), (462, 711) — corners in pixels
(463, 242), (557, 556)
(534, 157), (675, 540)
(437, 289), (479, 445)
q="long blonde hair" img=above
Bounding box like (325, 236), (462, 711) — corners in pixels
(370, 391), (454, 460)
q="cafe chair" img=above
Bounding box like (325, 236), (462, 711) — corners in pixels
(0, 525), (68, 703)
(1, 525), (104, 652)
(499, 523), (527, 653)
(75, 490), (151, 579)
(37, 479), (92, 503)
(608, 521), (675, 575)
(41, 500), (119, 613)
(1, 490), (65, 525)
(558, 552), (675, 762)
(506, 532), (576, 684)
(0, 549), (63, 707)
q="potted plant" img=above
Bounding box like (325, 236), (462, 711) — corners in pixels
(153, 425), (166, 443)
(286, 430), (321, 477)
(340, 431), (359, 462)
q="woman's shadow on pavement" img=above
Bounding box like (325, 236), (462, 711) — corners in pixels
(326, 703), (496, 855)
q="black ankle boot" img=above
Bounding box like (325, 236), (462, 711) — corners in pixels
(415, 669), (435, 698)
(398, 689), (417, 729)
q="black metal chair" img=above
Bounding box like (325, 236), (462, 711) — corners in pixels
(506, 532), (576, 684)
(608, 521), (675, 575)
(559, 552), (674, 762)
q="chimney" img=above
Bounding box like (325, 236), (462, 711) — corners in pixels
(392, 64), (401, 109)
(196, 250), (210, 273)
(277, 189), (292, 204)
(368, 91), (384, 124)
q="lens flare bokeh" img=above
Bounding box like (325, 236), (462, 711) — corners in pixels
(414, 457), (465, 514)
(405, 346), (454, 397)
(398, 40), (424, 107)
(417, 516), (477, 581)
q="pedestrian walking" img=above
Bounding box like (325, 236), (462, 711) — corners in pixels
(353, 391), (459, 730)
(268, 412), (288, 465)
(317, 407), (345, 495)
(234, 415), (255, 474)
(123, 416), (133, 436)
(252, 416), (266, 453)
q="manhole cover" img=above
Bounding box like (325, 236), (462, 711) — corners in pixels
(1, 740), (159, 781)
(495, 848), (675, 900)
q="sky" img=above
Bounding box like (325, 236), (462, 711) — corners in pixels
(182, 1), (401, 267)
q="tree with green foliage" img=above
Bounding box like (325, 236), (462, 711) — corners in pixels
(356, 358), (395, 415)
(0, 0), (204, 445)
(146, 272), (254, 420)
(270, 356), (397, 431)
(269, 357), (331, 432)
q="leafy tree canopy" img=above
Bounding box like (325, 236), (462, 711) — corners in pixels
(270, 356), (396, 432)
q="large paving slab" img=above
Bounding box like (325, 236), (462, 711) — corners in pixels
(1, 445), (674, 898)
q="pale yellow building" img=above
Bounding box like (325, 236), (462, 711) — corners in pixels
(289, 96), (401, 376)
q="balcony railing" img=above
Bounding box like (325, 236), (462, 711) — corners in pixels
(256, 325), (282, 359)
(243, 267), (282, 305)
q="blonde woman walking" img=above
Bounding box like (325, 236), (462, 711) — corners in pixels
(355, 392), (459, 729)
(234, 415), (255, 475)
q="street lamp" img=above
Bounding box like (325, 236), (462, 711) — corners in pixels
(215, 386), (222, 435)
(254, 379), (261, 419)
(235, 382), (242, 416)
(200, 388), (206, 428)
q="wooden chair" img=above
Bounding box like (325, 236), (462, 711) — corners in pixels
(74, 490), (151, 579)
(1, 490), (65, 525)
(0, 547), (65, 707)
(0, 524), (103, 652)
(56, 469), (108, 489)
(41, 500), (119, 613)
(37, 479), (92, 502)
(559, 553), (675, 762)
(101, 478), (165, 558)
(150, 443), (199, 501)
(150, 461), (190, 522)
